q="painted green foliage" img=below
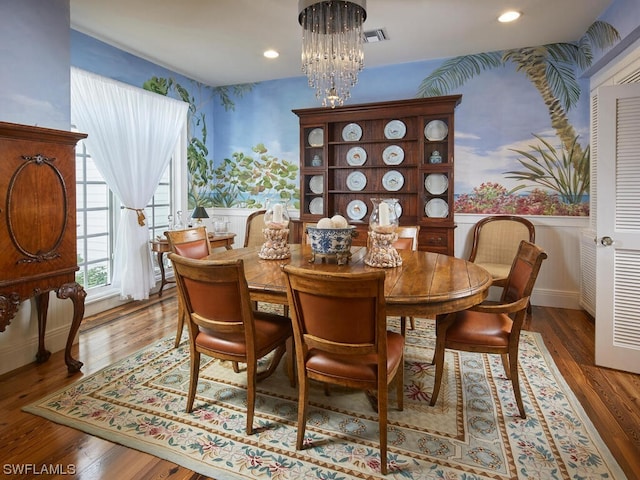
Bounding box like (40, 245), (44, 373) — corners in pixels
(142, 77), (299, 209)
(211, 144), (300, 209)
(417, 21), (619, 214)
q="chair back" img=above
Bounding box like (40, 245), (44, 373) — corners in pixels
(244, 210), (266, 247)
(469, 215), (535, 265)
(165, 226), (211, 259)
(502, 240), (548, 304)
(283, 266), (387, 358)
(169, 254), (254, 339)
(393, 225), (420, 251)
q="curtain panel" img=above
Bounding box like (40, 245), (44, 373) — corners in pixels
(71, 67), (188, 300)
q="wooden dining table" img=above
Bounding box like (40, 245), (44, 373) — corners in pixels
(206, 244), (492, 318)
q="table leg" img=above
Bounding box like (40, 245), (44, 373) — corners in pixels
(156, 251), (175, 297)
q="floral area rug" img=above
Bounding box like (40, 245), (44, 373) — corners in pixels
(24, 318), (625, 479)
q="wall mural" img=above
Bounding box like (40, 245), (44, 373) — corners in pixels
(419, 21), (619, 215)
(109, 19), (620, 217)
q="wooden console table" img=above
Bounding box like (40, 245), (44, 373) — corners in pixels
(150, 232), (235, 296)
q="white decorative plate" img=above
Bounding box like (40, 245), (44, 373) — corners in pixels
(424, 120), (448, 141)
(308, 128), (324, 147)
(346, 171), (367, 191)
(425, 198), (449, 218)
(424, 173), (448, 195)
(347, 200), (367, 220)
(384, 120), (406, 139)
(346, 146), (367, 166)
(342, 123), (363, 141)
(309, 197), (323, 215)
(382, 145), (404, 165)
(382, 170), (404, 191)
(309, 175), (323, 194)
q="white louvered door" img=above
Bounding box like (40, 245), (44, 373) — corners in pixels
(595, 82), (640, 374)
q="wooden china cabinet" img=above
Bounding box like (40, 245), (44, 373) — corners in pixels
(293, 95), (461, 255)
(0, 122), (87, 373)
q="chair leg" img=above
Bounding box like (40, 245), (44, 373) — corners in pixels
(396, 355), (404, 411)
(286, 337), (296, 387)
(400, 316), (407, 336)
(500, 353), (511, 379)
(246, 358), (257, 435)
(296, 376), (309, 450)
(186, 350), (200, 413)
(378, 379), (389, 475)
(174, 301), (185, 348)
(508, 350), (526, 419)
(410, 317), (415, 330)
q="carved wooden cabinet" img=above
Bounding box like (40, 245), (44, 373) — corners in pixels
(293, 96), (461, 255)
(0, 121), (87, 372)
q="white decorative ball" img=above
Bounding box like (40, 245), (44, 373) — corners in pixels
(316, 217), (334, 229)
(330, 215), (349, 229)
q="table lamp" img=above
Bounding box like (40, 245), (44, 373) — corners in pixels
(191, 206), (209, 225)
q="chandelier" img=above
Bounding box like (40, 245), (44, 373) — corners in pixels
(298, 0), (367, 108)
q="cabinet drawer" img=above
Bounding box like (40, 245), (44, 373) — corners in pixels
(418, 228), (453, 255)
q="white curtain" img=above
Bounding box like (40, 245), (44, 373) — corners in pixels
(71, 67), (188, 300)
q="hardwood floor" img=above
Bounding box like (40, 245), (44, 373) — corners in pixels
(1, 292), (638, 479)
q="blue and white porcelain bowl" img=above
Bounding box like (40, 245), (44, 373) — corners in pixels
(306, 226), (357, 255)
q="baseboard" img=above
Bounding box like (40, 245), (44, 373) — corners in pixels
(531, 288), (581, 310)
(0, 323), (73, 376)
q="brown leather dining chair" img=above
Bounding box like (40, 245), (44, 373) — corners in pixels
(430, 240), (547, 418)
(169, 253), (294, 435)
(282, 265), (404, 475)
(165, 226), (211, 347)
(393, 226), (420, 335)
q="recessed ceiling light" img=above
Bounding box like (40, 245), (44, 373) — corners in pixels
(264, 49), (279, 59)
(498, 11), (521, 23)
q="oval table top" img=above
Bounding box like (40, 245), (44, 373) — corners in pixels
(206, 244), (492, 318)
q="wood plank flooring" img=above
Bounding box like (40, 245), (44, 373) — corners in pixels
(0, 293), (638, 479)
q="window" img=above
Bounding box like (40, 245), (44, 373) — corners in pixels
(75, 136), (175, 295)
(75, 136), (113, 292)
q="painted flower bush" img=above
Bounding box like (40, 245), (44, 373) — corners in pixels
(454, 182), (589, 216)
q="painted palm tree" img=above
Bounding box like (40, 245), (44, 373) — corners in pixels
(417, 21), (619, 164)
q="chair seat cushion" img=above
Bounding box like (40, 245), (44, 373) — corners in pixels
(305, 331), (404, 384)
(474, 262), (510, 281)
(196, 311), (291, 357)
(446, 310), (512, 348)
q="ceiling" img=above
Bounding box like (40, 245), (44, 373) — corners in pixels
(70, 0), (613, 88)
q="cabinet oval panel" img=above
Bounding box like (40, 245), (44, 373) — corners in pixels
(8, 161), (67, 256)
